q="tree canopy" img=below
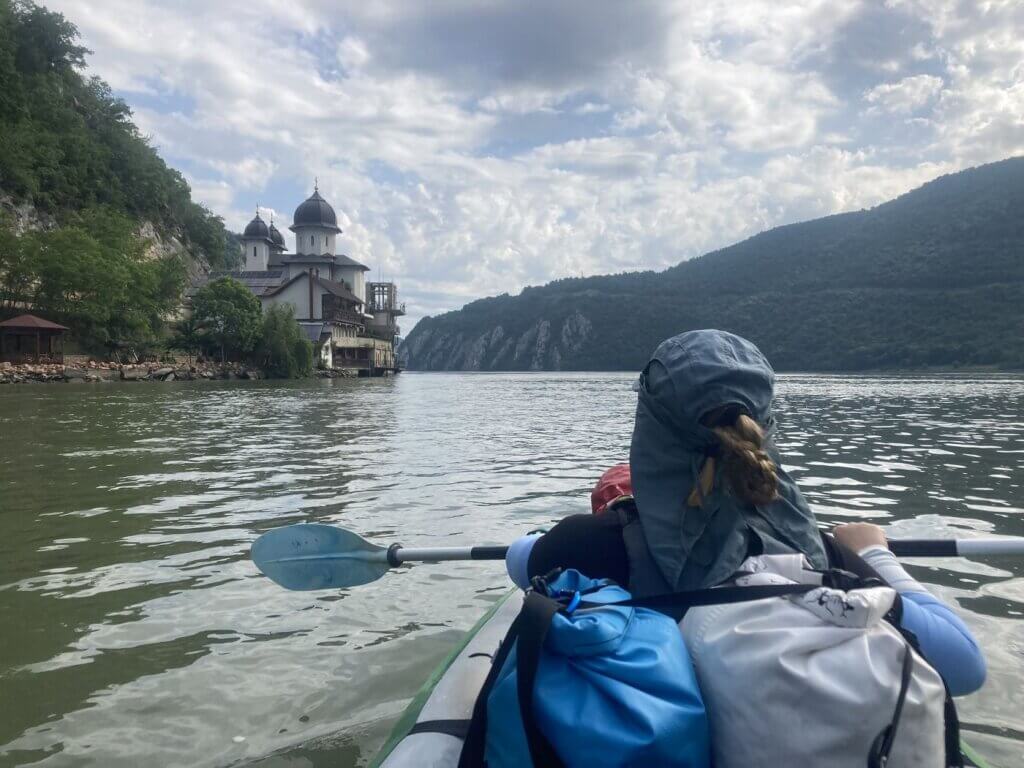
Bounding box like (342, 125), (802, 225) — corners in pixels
(0, 207), (185, 354)
(0, 0), (238, 270)
(190, 277), (261, 363)
(256, 304), (314, 379)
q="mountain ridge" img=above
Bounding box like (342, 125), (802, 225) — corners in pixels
(402, 157), (1024, 372)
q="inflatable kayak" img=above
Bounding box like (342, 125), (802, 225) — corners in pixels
(371, 590), (995, 768)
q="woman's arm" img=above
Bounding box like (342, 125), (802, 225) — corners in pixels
(506, 513), (630, 589)
(834, 524), (987, 696)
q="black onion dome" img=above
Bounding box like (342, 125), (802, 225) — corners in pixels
(269, 222), (285, 248)
(243, 213), (271, 240)
(291, 190), (341, 232)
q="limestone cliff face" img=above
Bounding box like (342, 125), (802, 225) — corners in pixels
(403, 310), (593, 371)
(2, 193), (210, 283)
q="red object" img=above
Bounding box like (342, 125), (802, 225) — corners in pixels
(591, 463), (633, 514)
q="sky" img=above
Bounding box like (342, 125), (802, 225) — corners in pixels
(46, 0), (1024, 330)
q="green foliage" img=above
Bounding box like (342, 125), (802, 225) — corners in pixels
(0, 0), (230, 267)
(405, 157), (1024, 372)
(256, 304), (313, 378)
(191, 277), (261, 362)
(169, 315), (205, 364)
(0, 208), (185, 353)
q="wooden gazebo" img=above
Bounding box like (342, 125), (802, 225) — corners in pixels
(0, 314), (69, 364)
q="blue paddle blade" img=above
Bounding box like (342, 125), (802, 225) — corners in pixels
(251, 523), (391, 590)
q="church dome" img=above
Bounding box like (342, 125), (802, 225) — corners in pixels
(291, 189), (341, 232)
(269, 221), (285, 248)
(243, 212), (271, 240)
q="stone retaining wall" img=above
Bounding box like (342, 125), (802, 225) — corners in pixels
(0, 361), (267, 384)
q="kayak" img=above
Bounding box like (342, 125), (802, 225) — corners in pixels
(371, 590), (996, 768)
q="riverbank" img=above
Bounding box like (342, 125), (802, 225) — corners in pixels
(0, 361), (360, 384)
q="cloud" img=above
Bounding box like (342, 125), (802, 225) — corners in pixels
(43, 0), (1024, 329)
(864, 74), (945, 114)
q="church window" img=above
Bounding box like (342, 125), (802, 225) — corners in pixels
(253, 246), (257, 258)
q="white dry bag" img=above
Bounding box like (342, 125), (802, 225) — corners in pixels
(681, 554), (948, 768)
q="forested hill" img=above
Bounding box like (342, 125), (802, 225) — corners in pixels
(0, 0), (244, 354)
(0, 0), (233, 269)
(403, 157), (1024, 372)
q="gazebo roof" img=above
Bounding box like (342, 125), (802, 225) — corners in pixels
(0, 314), (69, 331)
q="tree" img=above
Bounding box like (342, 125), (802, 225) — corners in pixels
(256, 303), (313, 378)
(169, 315), (204, 365)
(0, 0), (228, 267)
(191, 277), (261, 362)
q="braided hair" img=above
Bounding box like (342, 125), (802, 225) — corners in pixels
(704, 406), (779, 506)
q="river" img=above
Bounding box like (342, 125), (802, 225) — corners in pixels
(0, 373), (1021, 767)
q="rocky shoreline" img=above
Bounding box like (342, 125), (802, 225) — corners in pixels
(0, 361), (359, 384)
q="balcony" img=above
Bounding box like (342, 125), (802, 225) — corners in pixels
(325, 308), (365, 327)
(362, 325), (399, 341)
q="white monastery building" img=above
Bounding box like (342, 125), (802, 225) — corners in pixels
(205, 186), (404, 375)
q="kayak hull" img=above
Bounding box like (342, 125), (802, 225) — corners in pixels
(372, 591), (522, 768)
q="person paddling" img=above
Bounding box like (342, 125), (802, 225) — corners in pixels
(506, 329), (985, 696)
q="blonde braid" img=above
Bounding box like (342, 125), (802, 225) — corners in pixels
(711, 414), (779, 505)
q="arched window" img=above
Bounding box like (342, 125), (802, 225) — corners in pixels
(253, 246), (257, 258)
(311, 235), (315, 247)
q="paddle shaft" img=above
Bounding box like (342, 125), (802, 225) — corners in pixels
(390, 538), (1024, 564)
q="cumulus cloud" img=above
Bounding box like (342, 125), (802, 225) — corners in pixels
(864, 74), (945, 114)
(43, 0), (1024, 328)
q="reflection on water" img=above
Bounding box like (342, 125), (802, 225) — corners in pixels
(0, 374), (1022, 767)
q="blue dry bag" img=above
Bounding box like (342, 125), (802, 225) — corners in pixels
(460, 569), (710, 768)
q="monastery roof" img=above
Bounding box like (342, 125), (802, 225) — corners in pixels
(282, 253), (370, 271)
(314, 276), (364, 304)
(291, 190), (341, 233)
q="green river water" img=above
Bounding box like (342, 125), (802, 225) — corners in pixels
(0, 373), (1022, 767)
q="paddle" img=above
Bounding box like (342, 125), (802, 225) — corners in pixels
(251, 523), (1024, 591)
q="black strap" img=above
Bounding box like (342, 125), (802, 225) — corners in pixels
(579, 581), (819, 614)
(516, 592), (565, 767)
(943, 689), (964, 768)
(895, 626), (964, 768)
(868, 641), (915, 768)
(458, 612), (524, 768)
(410, 719), (472, 739)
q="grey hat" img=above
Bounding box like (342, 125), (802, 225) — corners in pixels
(629, 329), (827, 589)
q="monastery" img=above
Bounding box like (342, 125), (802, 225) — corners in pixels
(202, 186), (403, 376)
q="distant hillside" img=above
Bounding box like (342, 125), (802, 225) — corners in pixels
(0, 0), (236, 270)
(403, 157), (1024, 372)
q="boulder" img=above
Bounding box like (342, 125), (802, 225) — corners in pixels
(152, 366), (174, 378)
(64, 367), (89, 380)
(121, 366), (144, 381)
(164, 372), (175, 382)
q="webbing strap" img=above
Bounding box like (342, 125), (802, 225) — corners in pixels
(578, 581), (818, 613)
(409, 719), (472, 740)
(516, 592), (565, 767)
(868, 641), (915, 768)
(457, 612), (524, 768)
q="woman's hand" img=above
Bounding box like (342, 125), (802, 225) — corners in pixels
(833, 523), (888, 554)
